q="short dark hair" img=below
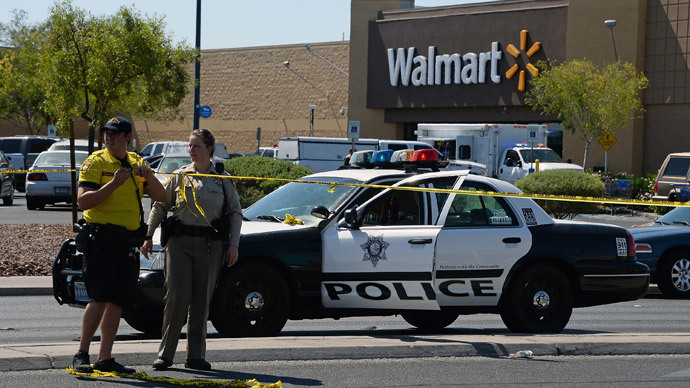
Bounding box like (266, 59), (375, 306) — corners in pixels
(191, 128), (215, 157)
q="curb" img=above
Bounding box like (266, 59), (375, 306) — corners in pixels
(2, 333), (690, 372)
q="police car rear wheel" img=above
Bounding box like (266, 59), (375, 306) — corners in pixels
(500, 265), (573, 333)
(401, 310), (459, 332)
(211, 263), (291, 337)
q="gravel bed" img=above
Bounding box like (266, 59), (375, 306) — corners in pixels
(0, 224), (74, 277)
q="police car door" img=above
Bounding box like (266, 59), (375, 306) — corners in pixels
(433, 178), (531, 307)
(321, 182), (443, 310)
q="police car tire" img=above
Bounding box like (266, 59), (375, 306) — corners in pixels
(124, 314), (163, 337)
(500, 265), (573, 334)
(210, 263), (291, 338)
(401, 310), (459, 332)
(656, 249), (690, 299)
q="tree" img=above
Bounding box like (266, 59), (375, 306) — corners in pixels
(0, 10), (54, 135)
(525, 59), (648, 170)
(39, 0), (196, 148)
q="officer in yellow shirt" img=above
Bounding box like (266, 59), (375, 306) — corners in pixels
(70, 116), (165, 374)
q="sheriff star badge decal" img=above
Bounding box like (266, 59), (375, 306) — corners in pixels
(360, 235), (390, 267)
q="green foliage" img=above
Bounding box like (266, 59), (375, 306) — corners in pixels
(224, 156), (313, 208)
(516, 169), (604, 219)
(1, 1), (196, 137)
(587, 170), (670, 215)
(525, 59), (648, 170)
(0, 11), (53, 134)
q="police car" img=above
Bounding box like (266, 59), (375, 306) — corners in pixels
(53, 149), (650, 336)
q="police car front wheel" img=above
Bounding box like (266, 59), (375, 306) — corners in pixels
(210, 262), (291, 338)
(500, 265), (573, 334)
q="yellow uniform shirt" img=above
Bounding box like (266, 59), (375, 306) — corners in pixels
(79, 149), (148, 231)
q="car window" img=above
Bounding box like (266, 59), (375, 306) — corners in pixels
(35, 152), (88, 166)
(29, 140), (55, 153)
(244, 177), (361, 225)
(662, 157), (690, 177)
(519, 148), (563, 163)
(160, 157), (190, 172)
(141, 143), (154, 156)
(361, 187), (423, 226)
(444, 181), (518, 227)
(0, 139), (21, 153)
(153, 144), (164, 155)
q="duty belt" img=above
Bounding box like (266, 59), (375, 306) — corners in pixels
(173, 223), (223, 240)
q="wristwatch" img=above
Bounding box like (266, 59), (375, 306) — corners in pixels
(144, 235), (153, 241)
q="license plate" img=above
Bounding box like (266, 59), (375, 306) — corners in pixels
(74, 281), (89, 302)
(55, 187), (70, 195)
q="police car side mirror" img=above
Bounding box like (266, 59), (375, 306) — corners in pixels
(311, 205), (330, 219)
(344, 206), (359, 229)
(215, 162), (225, 174)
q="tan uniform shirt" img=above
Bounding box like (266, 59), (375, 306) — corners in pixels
(148, 163), (242, 247)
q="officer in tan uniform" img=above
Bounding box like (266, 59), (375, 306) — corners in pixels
(141, 128), (242, 371)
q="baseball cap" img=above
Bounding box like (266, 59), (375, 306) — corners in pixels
(100, 116), (132, 134)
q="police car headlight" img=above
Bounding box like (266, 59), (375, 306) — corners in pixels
(139, 250), (165, 270)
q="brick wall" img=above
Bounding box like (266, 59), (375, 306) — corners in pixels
(1, 41), (350, 154)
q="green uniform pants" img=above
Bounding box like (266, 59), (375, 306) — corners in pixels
(158, 234), (223, 360)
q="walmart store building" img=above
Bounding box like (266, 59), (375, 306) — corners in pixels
(349, 0), (690, 176)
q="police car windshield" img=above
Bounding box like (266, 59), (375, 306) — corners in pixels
(243, 177), (360, 225)
(518, 148), (563, 163)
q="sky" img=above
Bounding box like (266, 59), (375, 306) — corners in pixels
(0, 0), (493, 50)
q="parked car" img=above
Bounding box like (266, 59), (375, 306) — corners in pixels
(255, 146), (278, 158)
(48, 139), (103, 152)
(0, 136), (59, 192)
(152, 153), (226, 185)
(0, 150), (15, 205)
(652, 152), (690, 202)
(139, 141), (188, 159)
(630, 206), (690, 298)
(54, 149), (650, 337)
(25, 150), (88, 210)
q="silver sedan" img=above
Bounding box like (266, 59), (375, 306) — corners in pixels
(25, 150), (88, 210)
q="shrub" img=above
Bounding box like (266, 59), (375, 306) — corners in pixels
(224, 156), (313, 208)
(516, 169), (604, 219)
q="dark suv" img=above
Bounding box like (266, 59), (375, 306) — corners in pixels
(0, 136), (58, 192)
(652, 152), (690, 202)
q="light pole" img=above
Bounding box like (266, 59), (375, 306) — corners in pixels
(193, 0), (201, 129)
(604, 19), (618, 61)
(309, 104), (316, 137)
(305, 44), (349, 77)
(282, 60), (343, 136)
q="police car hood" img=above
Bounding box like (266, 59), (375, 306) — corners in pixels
(241, 220), (314, 235)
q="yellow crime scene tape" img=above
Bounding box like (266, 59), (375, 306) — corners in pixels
(6, 168), (690, 209)
(66, 366), (282, 387)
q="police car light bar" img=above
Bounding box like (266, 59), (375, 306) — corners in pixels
(372, 149), (394, 163)
(349, 150), (374, 168)
(390, 149), (415, 163)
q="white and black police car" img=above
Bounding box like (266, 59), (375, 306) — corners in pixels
(53, 149), (649, 337)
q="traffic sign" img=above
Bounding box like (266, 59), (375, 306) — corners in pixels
(348, 120), (360, 139)
(199, 105), (212, 119)
(527, 126), (539, 147)
(598, 129), (616, 151)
